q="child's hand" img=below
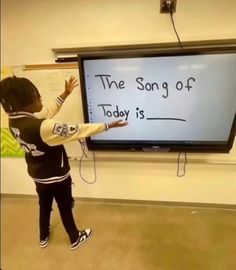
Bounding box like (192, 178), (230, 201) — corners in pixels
(59, 76), (79, 101)
(64, 76), (79, 96)
(108, 120), (128, 129)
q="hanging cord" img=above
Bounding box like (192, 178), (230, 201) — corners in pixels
(167, 2), (185, 176)
(78, 140), (97, 184)
(177, 152), (187, 177)
(168, 2), (183, 50)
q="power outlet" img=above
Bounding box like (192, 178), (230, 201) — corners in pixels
(160, 0), (177, 13)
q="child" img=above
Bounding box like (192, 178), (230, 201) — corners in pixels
(0, 75), (128, 250)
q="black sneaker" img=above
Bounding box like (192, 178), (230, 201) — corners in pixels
(70, 229), (92, 250)
(40, 237), (49, 248)
(39, 226), (51, 248)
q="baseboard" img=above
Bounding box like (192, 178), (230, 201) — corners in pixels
(1, 193), (236, 210)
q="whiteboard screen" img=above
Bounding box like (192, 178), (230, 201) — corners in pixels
(78, 49), (236, 153)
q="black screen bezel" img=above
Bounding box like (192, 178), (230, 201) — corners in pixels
(78, 46), (236, 153)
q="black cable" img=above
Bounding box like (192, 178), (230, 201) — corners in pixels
(177, 152), (187, 177)
(169, 3), (183, 50)
(167, 2), (185, 177)
(78, 140), (97, 184)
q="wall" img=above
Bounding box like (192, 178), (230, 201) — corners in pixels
(2, 0), (236, 66)
(1, 0), (236, 204)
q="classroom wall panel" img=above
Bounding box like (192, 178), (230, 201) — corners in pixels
(1, 0), (236, 204)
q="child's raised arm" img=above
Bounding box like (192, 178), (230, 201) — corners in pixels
(35, 76), (78, 119)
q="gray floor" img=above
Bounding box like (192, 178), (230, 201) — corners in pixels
(1, 197), (236, 270)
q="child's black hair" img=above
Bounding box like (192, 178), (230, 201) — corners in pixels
(0, 76), (41, 113)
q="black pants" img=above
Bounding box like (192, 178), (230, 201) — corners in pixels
(35, 176), (79, 243)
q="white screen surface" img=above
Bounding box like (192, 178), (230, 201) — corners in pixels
(82, 53), (236, 142)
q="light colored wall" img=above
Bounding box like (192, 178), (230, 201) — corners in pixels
(1, 0), (236, 204)
(2, 0), (236, 65)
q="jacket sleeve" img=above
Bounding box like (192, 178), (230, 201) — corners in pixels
(34, 96), (64, 119)
(40, 119), (107, 146)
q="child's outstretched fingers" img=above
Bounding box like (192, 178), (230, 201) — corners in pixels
(65, 76), (79, 95)
(108, 120), (128, 129)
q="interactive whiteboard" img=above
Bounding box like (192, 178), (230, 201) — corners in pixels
(78, 49), (236, 152)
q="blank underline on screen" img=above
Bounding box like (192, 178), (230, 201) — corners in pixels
(146, 118), (186, 122)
